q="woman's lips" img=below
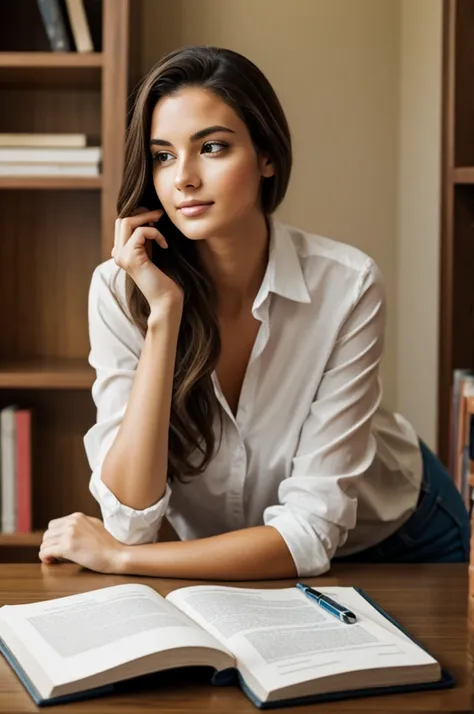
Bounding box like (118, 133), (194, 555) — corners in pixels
(179, 203), (213, 217)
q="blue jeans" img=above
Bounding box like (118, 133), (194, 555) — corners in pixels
(335, 440), (470, 563)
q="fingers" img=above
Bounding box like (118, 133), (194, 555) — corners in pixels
(40, 515), (78, 563)
(39, 548), (67, 564)
(112, 209), (167, 265)
(131, 206), (154, 217)
(39, 538), (63, 563)
(134, 226), (168, 250)
(115, 209), (163, 249)
(46, 512), (83, 530)
(39, 512), (102, 566)
(112, 227), (168, 269)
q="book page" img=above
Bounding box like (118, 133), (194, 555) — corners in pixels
(167, 585), (438, 694)
(319, 587), (419, 643)
(0, 583), (233, 688)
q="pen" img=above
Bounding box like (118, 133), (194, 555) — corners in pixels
(296, 583), (357, 624)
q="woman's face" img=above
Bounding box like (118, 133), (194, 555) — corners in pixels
(149, 86), (274, 240)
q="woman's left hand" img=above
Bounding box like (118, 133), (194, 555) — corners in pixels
(39, 513), (125, 574)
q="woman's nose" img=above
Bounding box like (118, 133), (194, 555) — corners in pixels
(174, 158), (201, 191)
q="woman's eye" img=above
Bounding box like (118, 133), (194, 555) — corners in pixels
(152, 151), (172, 164)
(152, 141), (227, 165)
(202, 141), (227, 154)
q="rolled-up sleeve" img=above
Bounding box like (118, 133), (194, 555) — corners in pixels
(264, 259), (385, 576)
(84, 263), (171, 544)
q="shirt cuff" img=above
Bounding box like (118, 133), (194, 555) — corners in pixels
(89, 466), (171, 545)
(264, 511), (333, 577)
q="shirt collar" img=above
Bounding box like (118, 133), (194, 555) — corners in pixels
(253, 215), (311, 312)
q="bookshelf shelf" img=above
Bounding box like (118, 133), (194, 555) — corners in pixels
(0, 52), (103, 68)
(0, 361), (95, 390)
(0, 532), (43, 564)
(0, 532), (42, 547)
(0, 53), (103, 90)
(0, 176), (102, 190)
(452, 167), (474, 184)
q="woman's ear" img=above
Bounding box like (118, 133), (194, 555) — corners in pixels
(259, 154), (275, 179)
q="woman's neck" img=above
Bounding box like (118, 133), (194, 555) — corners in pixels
(197, 213), (270, 319)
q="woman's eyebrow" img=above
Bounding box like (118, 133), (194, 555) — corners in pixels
(150, 125), (235, 148)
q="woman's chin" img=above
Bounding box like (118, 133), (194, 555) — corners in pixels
(176, 214), (220, 240)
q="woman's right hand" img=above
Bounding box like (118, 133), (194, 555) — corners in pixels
(112, 207), (184, 313)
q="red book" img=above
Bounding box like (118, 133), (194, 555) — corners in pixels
(15, 409), (31, 533)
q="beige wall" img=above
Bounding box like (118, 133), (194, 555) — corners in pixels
(138, 0), (442, 437)
(397, 0), (442, 449)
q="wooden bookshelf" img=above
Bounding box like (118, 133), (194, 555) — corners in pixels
(0, 0), (135, 561)
(438, 0), (474, 466)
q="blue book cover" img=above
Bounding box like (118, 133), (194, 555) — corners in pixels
(0, 587), (455, 708)
(36, 0), (73, 52)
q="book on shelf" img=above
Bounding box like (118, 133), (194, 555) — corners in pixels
(36, 0), (95, 53)
(0, 407), (16, 534)
(450, 369), (474, 509)
(0, 135), (87, 148)
(36, 0), (74, 52)
(16, 411), (32, 534)
(0, 406), (32, 535)
(0, 583), (452, 708)
(0, 147), (102, 178)
(0, 164), (99, 177)
(0, 147), (101, 165)
(65, 0), (94, 53)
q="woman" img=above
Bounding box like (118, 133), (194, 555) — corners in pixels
(39, 46), (470, 578)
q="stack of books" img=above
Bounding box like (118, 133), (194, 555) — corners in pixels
(0, 133), (101, 177)
(0, 406), (32, 535)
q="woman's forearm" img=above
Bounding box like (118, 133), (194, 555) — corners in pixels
(100, 304), (182, 510)
(116, 526), (298, 580)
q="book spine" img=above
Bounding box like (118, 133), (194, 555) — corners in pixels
(0, 164), (99, 177)
(1, 407), (17, 534)
(65, 0), (94, 53)
(16, 410), (32, 534)
(469, 516), (474, 660)
(36, 0), (72, 52)
(0, 134), (87, 148)
(0, 147), (101, 164)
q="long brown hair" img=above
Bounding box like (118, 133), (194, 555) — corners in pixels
(111, 46), (292, 483)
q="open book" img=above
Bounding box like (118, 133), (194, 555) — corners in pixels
(0, 583), (452, 708)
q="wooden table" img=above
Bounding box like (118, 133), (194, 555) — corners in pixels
(0, 563), (471, 713)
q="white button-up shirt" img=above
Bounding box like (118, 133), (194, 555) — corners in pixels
(84, 216), (422, 577)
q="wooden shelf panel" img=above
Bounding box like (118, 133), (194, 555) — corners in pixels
(0, 532), (42, 547)
(0, 52), (103, 68)
(0, 532), (44, 562)
(453, 167), (474, 184)
(0, 360), (95, 389)
(0, 176), (102, 190)
(0, 52), (103, 89)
